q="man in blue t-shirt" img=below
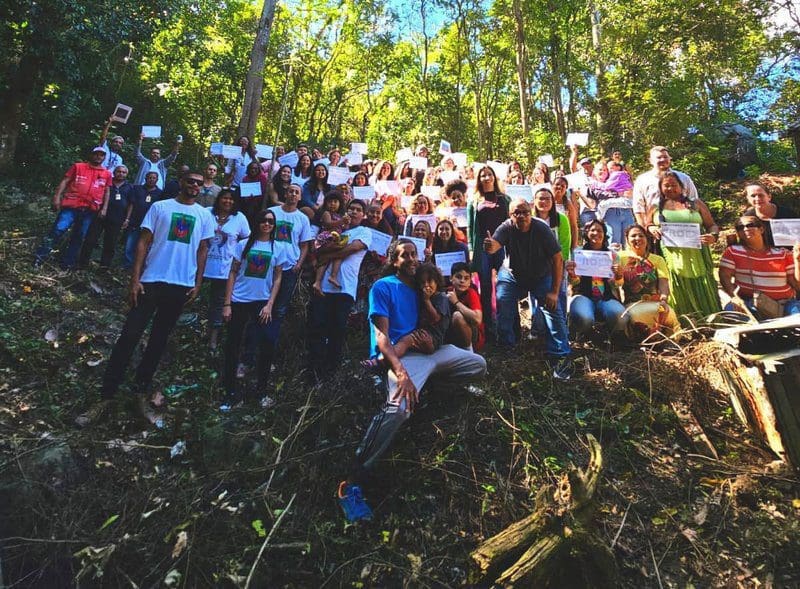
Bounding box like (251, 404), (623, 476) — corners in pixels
(336, 238), (487, 522)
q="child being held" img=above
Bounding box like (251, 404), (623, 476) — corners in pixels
(313, 191), (351, 293)
(362, 263), (451, 370)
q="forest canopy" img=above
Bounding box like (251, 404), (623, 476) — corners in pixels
(1, 0), (798, 180)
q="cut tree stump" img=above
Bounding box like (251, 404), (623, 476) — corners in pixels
(470, 434), (617, 588)
(708, 316), (800, 468)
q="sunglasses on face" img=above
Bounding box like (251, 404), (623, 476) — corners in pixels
(511, 210), (531, 217)
(184, 178), (203, 186)
(259, 219), (275, 225)
(736, 223), (761, 230)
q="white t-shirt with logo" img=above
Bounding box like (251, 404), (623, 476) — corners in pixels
(268, 205), (313, 268)
(321, 225), (372, 300)
(203, 210), (251, 280)
(140, 199), (216, 287)
(231, 239), (288, 303)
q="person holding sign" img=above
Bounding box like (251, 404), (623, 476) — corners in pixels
(648, 172), (721, 318)
(468, 165), (511, 331)
(99, 117), (125, 172)
(291, 153), (313, 186)
(238, 162), (269, 225)
(134, 133), (179, 189)
(411, 220), (434, 262)
(403, 195), (435, 235)
(566, 220), (627, 339)
(617, 225), (680, 340)
(300, 163), (331, 215)
(719, 216), (800, 320)
(485, 199), (572, 379)
(633, 146), (698, 228)
(432, 219), (470, 272)
(224, 136), (258, 188)
(741, 182), (796, 248)
(268, 165), (293, 206)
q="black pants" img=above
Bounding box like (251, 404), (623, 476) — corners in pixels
(223, 301), (281, 402)
(307, 293), (354, 374)
(101, 282), (189, 399)
(79, 216), (123, 267)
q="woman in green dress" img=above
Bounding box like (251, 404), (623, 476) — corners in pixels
(646, 172), (721, 319)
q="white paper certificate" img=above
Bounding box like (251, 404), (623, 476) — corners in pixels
(421, 185), (441, 200)
(410, 214), (437, 231)
(367, 228), (392, 256)
(112, 103), (132, 124)
(395, 148), (413, 162)
(255, 144), (273, 159)
(565, 132), (589, 146)
(660, 222), (701, 249)
(222, 145), (242, 160)
(538, 154), (555, 167)
(327, 166), (351, 186)
(434, 250), (467, 276)
(404, 235), (428, 257)
(451, 152), (468, 168)
(505, 184), (533, 202)
(239, 182), (262, 198)
(350, 142), (368, 154)
(409, 156), (428, 170)
(352, 185), (375, 201)
(452, 207), (468, 227)
(376, 180), (401, 196)
(439, 170), (461, 185)
(573, 249), (613, 278)
(769, 219), (800, 246)
(141, 125), (162, 139)
(278, 151), (299, 168)
(210, 142), (224, 156)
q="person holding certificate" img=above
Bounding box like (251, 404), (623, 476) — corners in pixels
(741, 182), (796, 248)
(432, 219), (470, 270)
(566, 220), (627, 339)
(719, 216), (800, 320)
(617, 225), (680, 340)
(238, 161), (269, 225)
(647, 172), (721, 318)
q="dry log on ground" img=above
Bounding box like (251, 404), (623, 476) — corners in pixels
(470, 434), (617, 588)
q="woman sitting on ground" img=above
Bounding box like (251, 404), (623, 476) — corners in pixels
(617, 224), (680, 340)
(566, 219), (627, 339)
(719, 215), (800, 320)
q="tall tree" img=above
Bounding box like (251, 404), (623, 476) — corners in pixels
(238, 0), (278, 139)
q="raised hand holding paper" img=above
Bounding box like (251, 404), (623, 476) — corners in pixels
(347, 152), (363, 166)
(505, 184), (533, 202)
(565, 132), (589, 146)
(350, 142), (368, 155)
(327, 166), (351, 186)
(538, 154), (555, 167)
(141, 125), (162, 139)
(660, 222), (701, 249)
(255, 144), (273, 159)
(111, 103), (132, 124)
(210, 142), (224, 156)
(573, 249), (613, 278)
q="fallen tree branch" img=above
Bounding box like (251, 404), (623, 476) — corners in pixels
(244, 493), (296, 589)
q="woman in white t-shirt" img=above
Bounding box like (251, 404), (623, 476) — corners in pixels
(204, 189), (251, 351)
(221, 209), (286, 410)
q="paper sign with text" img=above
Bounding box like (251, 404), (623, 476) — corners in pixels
(409, 156), (428, 170)
(660, 222), (701, 249)
(573, 249), (613, 278)
(352, 185), (375, 201)
(396, 148), (413, 162)
(434, 250), (467, 276)
(278, 151), (299, 168)
(367, 228), (392, 256)
(505, 184), (533, 202)
(327, 166), (351, 186)
(410, 214), (437, 231)
(239, 182), (262, 198)
(350, 142), (368, 154)
(769, 219), (800, 246)
(565, 132), (589, 146)
(222, 145), (242, 160)
(141, 125), (162, 139)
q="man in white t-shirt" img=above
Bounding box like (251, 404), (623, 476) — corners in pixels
(306, 199), (371, 377)
(268, 183), (313, 320)
(633, 145), (698, 226)
(77, 170), (215, 427)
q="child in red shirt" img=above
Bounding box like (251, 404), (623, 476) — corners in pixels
(447, 262), (485, 351)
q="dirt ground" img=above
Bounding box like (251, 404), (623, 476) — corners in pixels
(1, 178), (799, 588)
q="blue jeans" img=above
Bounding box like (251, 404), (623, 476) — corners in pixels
(579, 210), (597, 227)
(477, 248), (505, 330)
(123, 227), (142, 269)
(496, 269), (570, 358)
(274, 267), (300, 320)
(724, 297), (800, 320)
(34, 208), (95, 268)
(568, 295), (627, 336)
(604, 208), (635, 247)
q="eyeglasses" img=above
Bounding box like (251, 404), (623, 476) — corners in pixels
(511, 210), (531, 217)
(736, 223), (761, 230)
(260, 219), (275, 225)
(184, 178), (203, 186)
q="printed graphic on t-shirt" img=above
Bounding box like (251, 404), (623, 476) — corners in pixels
(244, 249), (272, 278)
(275, 220), (294, 243)
(168, 213), (196, 244)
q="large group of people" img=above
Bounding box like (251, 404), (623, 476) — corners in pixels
(34, 118), (800, 521)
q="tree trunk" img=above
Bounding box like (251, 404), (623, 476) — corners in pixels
(548, 30), (566, 141)
(0, 53), (40, 173)
(590, 5), (607, 152)
(237, 0), (278, 140)
(512, 0), (532, 167)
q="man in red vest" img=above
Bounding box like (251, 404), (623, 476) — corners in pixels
(34, 145), (112, 269)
